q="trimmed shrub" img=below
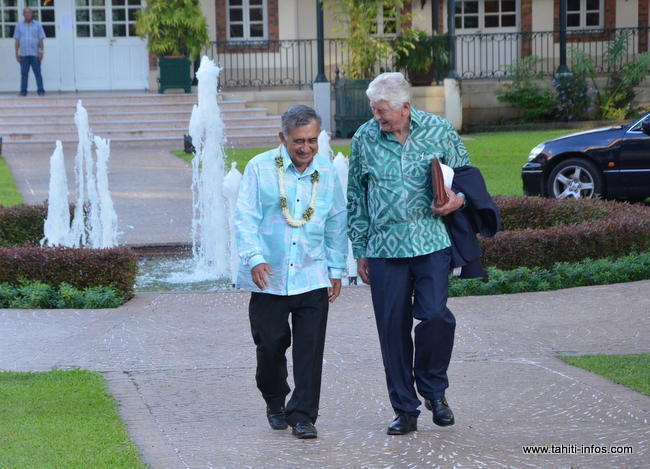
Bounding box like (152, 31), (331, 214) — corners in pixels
(0, 204), (48, 247)
(0, 246), (137, 299)
(450, 251), (650, 297)
(483, 196), (650, 271)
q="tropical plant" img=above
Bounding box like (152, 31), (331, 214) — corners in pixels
(572, 33), (650, 120)
(496, 56), (556, 121)
(393, 29), (448, 85)
(135, 0), (209, 59)
(323, 0), (411, 79)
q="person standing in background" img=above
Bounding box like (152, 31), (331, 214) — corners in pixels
(14, 7), (46, 96)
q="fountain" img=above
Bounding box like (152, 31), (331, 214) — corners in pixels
(144, 56), (242, 290)
(42, 140), (70, 246)
(42, 101), (118, 249)
(223, 162), (242, 285)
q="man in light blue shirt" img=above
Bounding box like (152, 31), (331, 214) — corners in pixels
(235, 105), (347, 439)
(13, 7), (46, 96)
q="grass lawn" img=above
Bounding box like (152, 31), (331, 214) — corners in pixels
(0, 155), (23, 206)
(172, 130), (575, 195)
(462, 129), (573, 195)
(0, 369), (144, 469)
(559, 353), (650, 396)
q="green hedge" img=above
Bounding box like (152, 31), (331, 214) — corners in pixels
(0, 280), (124, 309)
(483, 197), (650, 270)
(0, 247), (137, 299)
(450, 251), (650, 297)
(0, 204), (48, 247)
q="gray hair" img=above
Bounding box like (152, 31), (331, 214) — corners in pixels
(281, 105), (322, 135)
(366, 72), (412, 109)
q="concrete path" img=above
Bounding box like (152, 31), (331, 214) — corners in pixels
(2, 281), (648, 468)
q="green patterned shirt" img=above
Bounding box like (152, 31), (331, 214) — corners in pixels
(347, 107), (471, 259)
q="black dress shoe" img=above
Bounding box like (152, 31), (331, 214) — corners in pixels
(387, 413), (418, 435)
(424, 397), (455, 426)
(291, 421), (317, 439)
(266, 406), (288, 430)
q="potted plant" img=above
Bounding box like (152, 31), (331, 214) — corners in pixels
(135, 0), (210, 93)
(323, 0), (411, 137)
(393, 29), (448, 86)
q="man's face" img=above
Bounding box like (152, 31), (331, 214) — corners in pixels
(370, 100), (410, 134)
(279, 119), (320, 171)
(23, 8), (33, 22)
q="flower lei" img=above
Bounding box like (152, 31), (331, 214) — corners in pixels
(275, 147), (319, 228)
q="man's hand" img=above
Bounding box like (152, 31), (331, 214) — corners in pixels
(431, 187), (464, 217)
(250, 263), (272, 290)
(328, 278), (341, 303)
(357, 257), (370, 284)
(15, 52), (20, 63)
(38, 52), (43, 61)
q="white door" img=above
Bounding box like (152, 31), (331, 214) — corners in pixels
(0, 0), (63, 92)
(73, 0), (147, 90)
(453, 0), (520, 78)
(0, 0), (146, 92)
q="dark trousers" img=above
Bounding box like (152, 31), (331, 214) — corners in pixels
(20, 56), (44, 94)
(368, 249), (456, 416)
(249, 288), (329, 426)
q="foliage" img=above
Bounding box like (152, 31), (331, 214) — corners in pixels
(0, 370), (145, 468)
(559, 354), (650, 396)
(482, 197), (650, 270)
(0, 246), (137, 299)
(0, 203), (48, 246)
(393, 29), (447, 80)
(0, 155), (23, 207)
(0, 280), (124, 308)
(495, 195), (613, 230)
(553, 51), (594, 121)
(449, 251), (650, 297)
(322, 0), (411, 79)
(496, 57), (556, 121)
(573, 33), (650, 119)
(135, 0), (209, 59)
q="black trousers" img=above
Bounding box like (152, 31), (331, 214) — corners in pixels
(368, 249), (456, 417)
(249, 288), (329, 426)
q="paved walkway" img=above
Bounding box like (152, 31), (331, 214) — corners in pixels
(1, 281), (648, 468)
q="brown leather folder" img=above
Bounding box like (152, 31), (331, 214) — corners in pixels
(431, 157), (449, 208)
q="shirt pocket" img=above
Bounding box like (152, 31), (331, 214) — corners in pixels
(304, 220), (326, 260)
(407, 151), (445, 181)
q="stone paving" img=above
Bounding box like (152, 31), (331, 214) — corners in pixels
(1, 281), (648, 468)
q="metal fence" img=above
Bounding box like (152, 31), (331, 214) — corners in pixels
(456, 27), (648, 79)
(204, 27), (649, 89)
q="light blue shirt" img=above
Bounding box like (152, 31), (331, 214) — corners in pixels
(13, 20), (46, 57)
(235, 145), (348, 296)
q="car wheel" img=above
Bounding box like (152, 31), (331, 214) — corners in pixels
(547, 158), (603, 199)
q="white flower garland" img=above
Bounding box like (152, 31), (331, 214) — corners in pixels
(275, 147), (319, 228)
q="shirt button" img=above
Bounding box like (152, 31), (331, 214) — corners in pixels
(290, 263), (294, 267)
(296, 199), (300, 202)
(292, 242), (296, 245)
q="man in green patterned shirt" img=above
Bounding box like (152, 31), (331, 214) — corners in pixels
(347, 72), (469, 435)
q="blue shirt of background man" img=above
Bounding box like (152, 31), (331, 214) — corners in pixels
(13, 20), (45, 56)
(235, 145), (348, 296)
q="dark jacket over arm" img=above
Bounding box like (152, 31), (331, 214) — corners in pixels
(446, 166), (501, 279)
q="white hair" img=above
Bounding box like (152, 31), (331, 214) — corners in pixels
(366, 72), (412, 109)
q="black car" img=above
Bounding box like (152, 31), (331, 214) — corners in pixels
(522, 114), (650, 200)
